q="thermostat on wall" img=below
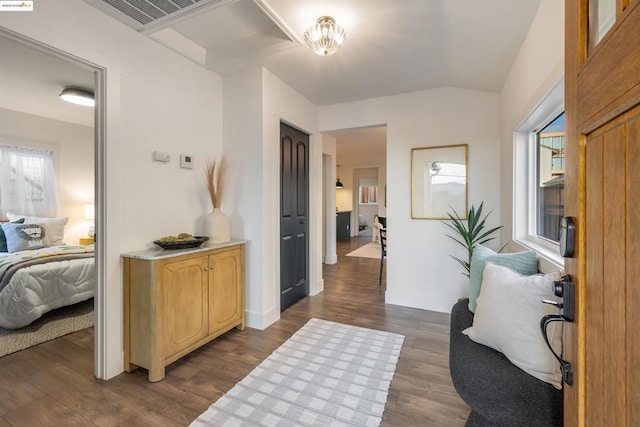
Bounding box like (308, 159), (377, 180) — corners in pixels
(180, 154), (194, 169)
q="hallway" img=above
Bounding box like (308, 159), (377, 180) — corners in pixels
(0, 236), (469, 426)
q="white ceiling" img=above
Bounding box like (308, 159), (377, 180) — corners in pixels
(333, 126), (387, 166)
(0, 36), (95, 128)
(0, 0), (542, 129)
(93, 0), (542, 106)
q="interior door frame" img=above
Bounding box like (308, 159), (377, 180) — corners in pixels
(0, 27), (111, 379)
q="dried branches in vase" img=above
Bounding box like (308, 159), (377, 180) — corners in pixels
(205, 155), (229, 209)
(204, 155), (231, 244)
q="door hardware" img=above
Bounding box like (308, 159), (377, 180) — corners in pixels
(540, 274), (575, 385)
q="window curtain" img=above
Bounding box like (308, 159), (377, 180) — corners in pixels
(0, 144), (59, 218)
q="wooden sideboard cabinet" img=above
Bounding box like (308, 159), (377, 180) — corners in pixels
(122, 242), (245, 382)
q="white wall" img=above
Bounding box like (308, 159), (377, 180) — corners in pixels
(0, 108), (94, 245)
(320, 87), (501, 313)
(1, 1), (224, 379)
(336, 164), (355, 212)
(222, 68), (265, 327)
(224, 67), (319, 329)
(322, 134), (337, 264)
(499, 0), (564, 272)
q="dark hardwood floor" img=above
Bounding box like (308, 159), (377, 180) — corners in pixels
(0, 235), (469, 426)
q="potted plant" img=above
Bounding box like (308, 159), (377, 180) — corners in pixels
(443, 202), (503, 277)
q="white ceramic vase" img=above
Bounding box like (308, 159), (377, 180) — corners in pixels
(203, 207), (231, 244)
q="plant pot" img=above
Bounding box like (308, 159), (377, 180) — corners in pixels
(203, 208), (231, 244)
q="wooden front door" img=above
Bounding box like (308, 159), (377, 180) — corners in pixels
(565, 1), (640, 425)
(280, 123), (309, 312)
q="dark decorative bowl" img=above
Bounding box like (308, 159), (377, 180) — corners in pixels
(153, 236), (209, 250)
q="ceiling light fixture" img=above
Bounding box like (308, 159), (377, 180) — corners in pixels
(303, 16), (346, 56)
(59, 87), (95, 107)
(336, 164), (344, 188)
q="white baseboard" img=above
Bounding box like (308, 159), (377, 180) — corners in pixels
(323, 254), (337, 264)
(385, 290), (453, 314)
(245, 306), (279, 330)
(310, 278), (324, 296)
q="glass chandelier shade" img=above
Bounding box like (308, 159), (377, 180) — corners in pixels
(303, 16), (346, 56)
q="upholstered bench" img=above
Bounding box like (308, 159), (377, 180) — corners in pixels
(449, 299), (563, 426)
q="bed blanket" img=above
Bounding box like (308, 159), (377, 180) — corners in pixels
(0, 245), (95, 329)
(0, 246), (94, 292)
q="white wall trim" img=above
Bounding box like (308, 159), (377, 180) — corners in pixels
(385, 290), (449, 314)
(310, 279), (324, 296)
(512, 77), (565, 270)
(324, 254), (338, 264)
(322, 151), (337, 265)
(244, 307), (279, 330)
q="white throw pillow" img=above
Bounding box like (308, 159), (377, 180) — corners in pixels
(463, 262), (563, 389)
(6, 213), (68, 245)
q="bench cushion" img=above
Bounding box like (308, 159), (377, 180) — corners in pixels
(449, 299), (563, 426)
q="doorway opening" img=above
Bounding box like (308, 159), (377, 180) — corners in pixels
(321, 125), (387, 287)
(329, 125), (387, 240)
(0, 28), (105, 375)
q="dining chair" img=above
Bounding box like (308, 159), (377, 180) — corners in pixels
(379, 228), (387, 287)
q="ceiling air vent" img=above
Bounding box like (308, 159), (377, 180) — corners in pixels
(86, 0), (231, 31)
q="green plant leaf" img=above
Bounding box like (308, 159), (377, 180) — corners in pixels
(450, 255), (471, 277)
(445, 234), (468, 249)
(442, 202), (503, 277)
(475, 226), (503, 242)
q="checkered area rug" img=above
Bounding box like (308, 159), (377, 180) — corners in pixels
(191, 318), (405, 427)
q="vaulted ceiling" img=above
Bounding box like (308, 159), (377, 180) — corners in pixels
(87, 0), (542, 105)
(0, 0), (542, 128)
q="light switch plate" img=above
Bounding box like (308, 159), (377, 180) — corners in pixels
(153, 151), (170, 162)
(180, 154), (194, 169)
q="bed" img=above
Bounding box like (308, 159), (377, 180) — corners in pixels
(0, 245), (95, 329)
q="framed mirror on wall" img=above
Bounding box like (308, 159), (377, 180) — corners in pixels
(411, 144), (468, 219)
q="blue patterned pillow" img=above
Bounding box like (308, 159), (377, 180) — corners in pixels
(468, 245), (538, 313)
(1, 222), (50, 253)
(0, 218), (25, 252)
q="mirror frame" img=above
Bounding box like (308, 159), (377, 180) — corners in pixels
(411, 144), (468, 220)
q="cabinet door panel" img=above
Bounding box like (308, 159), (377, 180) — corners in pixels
(163, 257), (208, 357)
(209, 248), (242, 333)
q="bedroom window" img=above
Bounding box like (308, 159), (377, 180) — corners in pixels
(0, 144), (59, 218)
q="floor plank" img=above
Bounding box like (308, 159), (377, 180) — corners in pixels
(0, 235), (469, 426)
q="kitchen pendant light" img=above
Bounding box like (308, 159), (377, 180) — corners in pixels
(336, 165), (344, 188)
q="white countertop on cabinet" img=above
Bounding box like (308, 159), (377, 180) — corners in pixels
(121, 240), (246, 261)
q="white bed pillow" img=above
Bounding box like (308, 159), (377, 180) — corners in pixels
(6, 213), (68, 245)
(463, 262), (564, 389)
(0, 222), (51, 252)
